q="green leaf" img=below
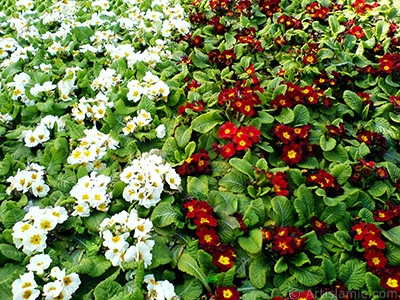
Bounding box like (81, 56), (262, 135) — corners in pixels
(192, 111), (224, 133)
(330, 163), (352, 185)
(238, 228), (263, 254)
(219, 169), (248, 193)
(323, 144), (348, 163)
(343, 91), (363, 115)
(193, 71), (210, 83)
(94, 279), (123, 300)
(294, 185), (314, 226)
(287, 252), (310, 267)
(2, 208), (24, 229)
(71, 27), (94, 43)
(275, 108), (294, 124)
(338, 259), (366, 290)
(175, 125), (192, 149)
(88, 255), (112, 278)
(137, 95), (156, 116)
(292, 104), (310, 126)
(271, 196), (295, 227)
(216, 267), (236, 287)
(66, 121), (85, 140)
(209, 191), (238, 215)
(83, 212), (107, 233)
(151, 202), (182, 227)
(303, 231), (322, 255)
(187, 177), (208, 201)
(292, 266), (325, 286)
(366, 272), (385, 295)
(176, 278), (203, 300)
(382, 226), (400, 246)
(328, 15), (340, 34)
(320, 293), (338, 300)
(0, 244), (25, 262)
(320, 135), (336, 152)
(385, 242), (400, 265)
(249, 256), (269, 289)
(229, 158), (255, 179)
(178, 253), (211, 293)
(274, 257), (288, 273)
(321, 203), (346, 224)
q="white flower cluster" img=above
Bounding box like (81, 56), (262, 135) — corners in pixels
(7, 72), (33, 106)
(21, 115), (66, 148)
(0, 34), (37, 68)
(12, 206), (68, 255)
(72, 92), (114, 124)
(122, 109), (152, 135)
(120, 152), (181, 208)
(144, 274), (179, 300)
(99, 209), (154, 268)
(90, 68), (122, 93)
(6, 163), (50, 198)
(12, 255), (81, 300)
(127, 71), (170, 102)
(67, 126), (119, 172)
(58, 67), (81, 102)
(70, 172), (112, 216)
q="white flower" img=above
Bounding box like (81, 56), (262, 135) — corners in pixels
(156, 124), (166, 138)
(31, 179), (50, 198)
(12, 271), (37, 294)
(13, 288), (40, 300)
(102, 230), (129, 250)
(71, 201), (91, 217)
(43, 280), (63, 299)
(42, 81), (57, 92)
(26, 254), (52, 275)
(39, 63), (52, 73)
(23, 130), (39, 148)
(21, 227), (47, 254)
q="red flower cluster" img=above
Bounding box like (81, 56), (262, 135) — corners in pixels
(263, 225), (307, 255)
(351, 0), (379, 15)
(306, 2), (330, 20)
(178, 99), (205, 115)
(176, 150), (212, 177)
(302, 43), (320, 65)
(311, 216), (328, 236)
(215, 286), (240, 300)
(189, 12), (206, 24)
(271, 124), (316, 165)
(277, 14), (302, 30)
(214, 123), (261, 159)
(325, 122), (349, 139)
(358, 129), (387, 155)
(184, 200), (237, 272)
(305, 169), (344, 197)
(258, 0), (281, 17)
(270, 81), (333, 110)
(218, 77), (264, 116)
(358, 92), (375, 110)
(208, 16), (229, 34)
(352, 222), (387, 270)
(208, 48), (236, 68)
(374, 201), (400, 228)
(379, 53), (400, 74)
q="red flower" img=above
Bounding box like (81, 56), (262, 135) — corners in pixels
(282, 144), (303, 165)
(376, 167), (389, 179)
(374, 209), (393, 222)
(262, 228), (272, 241)
(194, 211), (218, 227)
(245, 64), (255, 76)
(213, 252), (236, 272)
(364, 250), (388, 269)
(239, 99), (255, 116)
(235, 137), (252, 150)
(303, 53), (318, 64)
(362, 234), (386, 250)
(215, 286), (240, 300)
(272, 172), (289, 196)
(381, 273), (400, 292)
(198, 201), (214, 215)
(311, 216), (328, 236)
(221, 143), (236, 159)
(184, 200), (199, 218)
(348, 26), (365, 38)
(352, 222), (367, 241)
(390, 96), (400, 108)
(197, 227), (220, 247)
(246, 125), (262, 143)
(273, 236), (295, 255)
(290, 290), (315, 300)
(218, 122), (238, 140)
(276, 125), (294, 144)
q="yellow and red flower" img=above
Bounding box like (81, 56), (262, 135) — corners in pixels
(215, 286), (240, 300)
(364, 249), (388, 269)
(218, 122), (238, 140)
(197, 227), (220, 247)
(282, 144), (303, 165)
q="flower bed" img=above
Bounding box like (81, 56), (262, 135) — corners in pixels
(1, 0), (400, 299)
